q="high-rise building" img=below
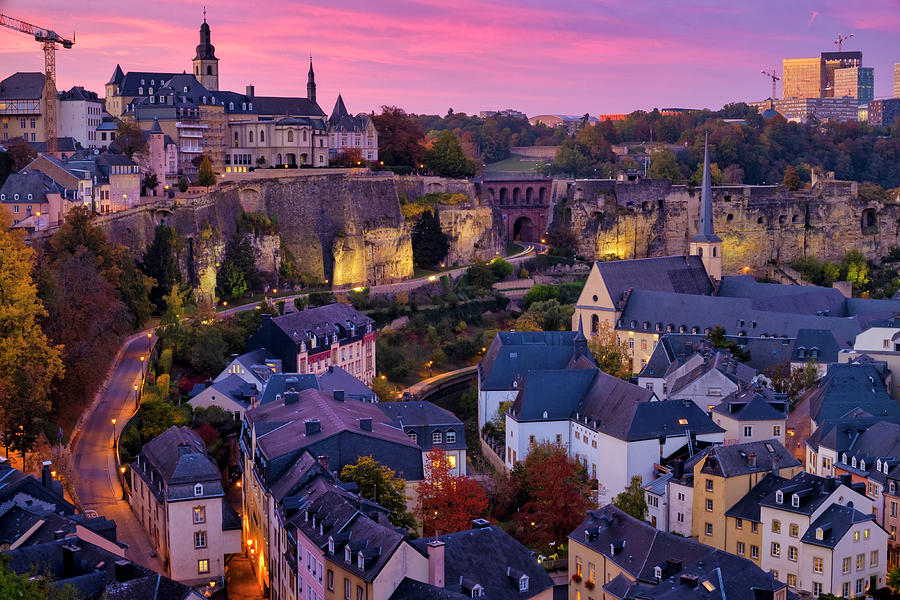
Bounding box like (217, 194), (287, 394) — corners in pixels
(868, 98), (900, 127)
(782, 58), (824, 98)
(894, 63), (900, 98)
(833, 66), (875, 105)
(821, 51), (862, 97)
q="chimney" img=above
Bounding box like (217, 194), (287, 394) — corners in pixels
(471, 518), (491, 529)
(333, 390), (345, 402)
(305, 420), (321, 435)
(53, 530), (66, 540)
(427, 540), (445, 588)
(317, 455), (329, 472)
(41, 461), (53, 488)
(62, 544), (81, 578)
(285, 391), (300, 405)
(178, 442), (193, 456)
(359, 418), (372, 431)
(114, 560), (133, 583)
(672, 459), (684, 480)
(245, 84), (255, 99)
(747, 452), (757, 468)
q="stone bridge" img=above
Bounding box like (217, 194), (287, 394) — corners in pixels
(480, 175), (553, 242)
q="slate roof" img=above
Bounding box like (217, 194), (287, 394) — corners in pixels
(4, 536), (198, 600)
(0, 72), (46, 100)
(378, 401), (467, 450)
(667, 350), (756, 396)
(246, 388), (423, 482)
(725, 472), (788, 522)
(318, 366), (377, 401)
(618, 289), (864, 346)
(511, 369), (597, 421)
(806, 363), (900, 425)
(328, 94), (375, 134)
(718, 277), (848, 316)
(639, 333), (795, 378)
(829, 421), (900, 484)
(106, 64), (125, 86)
(410, 524), (554, 599)
(115, 72), (179, 96)
(189, 373), (258, 409)
(389, 578), (470, 600)
(804, 415), (889, 454)
(479, 330), (594, 391)
(800, 504), (875, 548)
(757, 471), (859, 515)
(257, 372), (320, 405)
(24, 137), (81, 153)
(0, 170), (68, 203)
(644, 472), (672, 496)
(572, 505), (789, 599)
(699, 439), (800, 478)
(253, 95), (325, 117)
(134, 426), (223, 502)
(593, 255), (713, 306)
(710, 388), (787, 422)
(0, 499), (121, 550)
(691, 136), (721, 244)
(791, 328), (844, 363)
(0, 459), (74, 515)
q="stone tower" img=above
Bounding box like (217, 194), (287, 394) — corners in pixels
(307, 56), (317, 105)
(148, 117), (167, 191)
(689, 133), (722, 281)
(193, 11), (219, 91)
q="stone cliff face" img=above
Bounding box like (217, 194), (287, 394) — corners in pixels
(95, 174), (501, 295)
(558, 178), (900, 271)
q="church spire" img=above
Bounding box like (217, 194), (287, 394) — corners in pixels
(692, 133), (721, 244)
(193, 10), (219, 91)
(307, 55), (317, 105)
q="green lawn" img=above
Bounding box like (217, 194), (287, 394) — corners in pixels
(484, 154), (545, 173)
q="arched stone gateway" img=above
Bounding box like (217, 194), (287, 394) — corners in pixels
(513, 216), (535, 241)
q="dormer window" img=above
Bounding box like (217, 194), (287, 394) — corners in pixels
(140, 78), (145, 85)
(202, 96), (207, 104)
(775, 490), (783, 504)
(328, 537), (334, 553)
(357, 551), (364, 570)
(519, 575), (529, 592)
(242, 102), (247, 110)
(183, 86), (189, 93)
(229, 102), (234, 110)
(27, 194), (32, 200)
(148, 87), (153, 95)
(852, 457), (858, 468)
(891, 481), (896, 493)
(878, 460), (883, 471)
(860, 460), (866, 471)
(408, 431), (417, 443)
(433, 431), (443, 444)
(446, 430), (456, 444)
(815, 527), (824, 540)
(249, 102), (253, 110)
(194, 483), (203, 496)
(791, 494), (799, 507)
(654, 566), (662, 579)
(843, 453), (848, 464)
(345, 546), (351, 563)
(138, 87), (143, 95)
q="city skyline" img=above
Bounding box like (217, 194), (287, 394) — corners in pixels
(0, 1), (898, 116)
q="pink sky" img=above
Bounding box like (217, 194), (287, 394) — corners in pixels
(1, 0), (898, 116)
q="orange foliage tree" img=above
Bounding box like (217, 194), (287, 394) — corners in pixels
(416, 449), (488, 536)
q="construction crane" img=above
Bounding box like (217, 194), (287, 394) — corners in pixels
(834, 32), (854, 52)
(0, 13), (74, 153)
(761, 68), (780, 100)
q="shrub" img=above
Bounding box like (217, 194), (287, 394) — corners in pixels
(489, 258), (514, 280)
(309, 291), (335, 306)
(157, 348), (173, 374)
(294, 296), (308, 311)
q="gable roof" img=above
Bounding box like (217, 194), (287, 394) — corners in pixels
(253, 95), (325, 117)
(710, 388), (787, 422)
(593, 255), (713, 306)
(806, 362), (900, 425)
(479, 330), (595, 391)
(699, 439), (800, 478)
(725, 472), (789, 522)
(801, 504), (875, 548)
(135, 427), (223, 502)
(667, 350), (756, 396)
(270, 303), (374, 347)
(0, 460), (74, 516)
(411, 524), (554, 598)
(0, 72), (46, 100)
(791, 328), (844, 363)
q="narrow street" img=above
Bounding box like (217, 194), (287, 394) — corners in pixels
(71, 333), (162, 572)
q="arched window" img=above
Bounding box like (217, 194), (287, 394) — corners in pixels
(233, 132), (239, 147)
(207, 65), (213, 75)
(713, 247), (718, 257)
(194, 483), (203, 496)
(248, 130), (254, 143)
(195, 66), (200, 75)
(591, 314), (600, 334)
(287, 130), (294, 142)
(698, 247), (703, 257)
(260, 130), (265, 143)
(302, 130), (307, 142)
(229, 102), (234, 110)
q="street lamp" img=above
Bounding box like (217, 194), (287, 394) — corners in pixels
(147, 332), (152, 356)
(111, 418), (117, 449)
(134, 384), (139, 409)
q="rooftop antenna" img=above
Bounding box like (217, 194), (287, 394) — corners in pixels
(834, 32), (853, 52)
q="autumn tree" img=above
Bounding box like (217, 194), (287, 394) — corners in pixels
(764, 360), (819, 399)
(330, 147), (366, 167)
(424, 130), (477, 178)
(417, 449), (488, 536)
(372, 106), (426, 167)
(5, 137), (37, 171)
(505, 442), (593, 547)
(515, 299), (573, 331)
(782, 165), (803, 191)
(340, 455), (416, 533)
(587, 320), (631, 379)
(197, 155), (216, 188)
(113, 120), (147, 159)
(647, 147), (681, 182)
(0, 212), (64, 466)
(613, 475), (647, 520)
(410, 210), (449, 269)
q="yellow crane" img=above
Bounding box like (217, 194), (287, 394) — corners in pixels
(760, 68), (780, 100)
(0, 13), (74, 153)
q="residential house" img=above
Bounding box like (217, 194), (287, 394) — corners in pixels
(129, 426), (241, 585)
(406, 520), (554, 600)
(643, 472), (671, 531)
(216, 348), (282, 390)
(247, 305), (376, 384)
(187, 374), (259, 417)
(0, 457), (72, 516)
(0, 72), (54, 144)
(568, 504), (792, 600)
(57, 86), (103, 148)
(854, 317), (900, 353)
(710, 386), (788, 445)
(804, 362), (900, 434)
(477, 328), (596, 430)
(0, 170), (76, 228)
(756, 471), (877, 595)
(791, 328), (844, 377)
(805, 416), (888, 478)
(724, 472), (788, 567)
(379, 401), (468, 476)
(328, 94), (379, 163)
(506, 367), (723, 503)
(665, 349), (756, 412)
(883, 466), (900, 568)
(830, 420), (900, 524)
(692, 439), (802, 551)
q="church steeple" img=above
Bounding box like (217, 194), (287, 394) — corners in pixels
(689, 133), (723, 282)
(192, 8), (219, 91)
(307, 56), (317, 105)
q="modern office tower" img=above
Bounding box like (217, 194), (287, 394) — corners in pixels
(782, 58), (824, 98)
(834, 66), (875, 104)
(894, 63), (900, 98)
(821, 51), (862, 97)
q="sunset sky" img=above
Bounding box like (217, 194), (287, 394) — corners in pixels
(1, 0), (898, 117)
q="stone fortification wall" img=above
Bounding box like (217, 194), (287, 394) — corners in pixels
(557, 178), (900, 271)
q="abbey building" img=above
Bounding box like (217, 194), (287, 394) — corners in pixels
(103, 15), (377, 179)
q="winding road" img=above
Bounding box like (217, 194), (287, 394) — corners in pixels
(69, 243), (540, 573)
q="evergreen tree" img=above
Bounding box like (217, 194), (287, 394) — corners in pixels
(0, 212), (64, 467)
(647, 147), (682, 182)
(141, 225), (182, 311)
(424, 130), (476, 178)
(217, 234), (259, 300)
(411, 210), (449, 268)
(197, 156), (216, 188)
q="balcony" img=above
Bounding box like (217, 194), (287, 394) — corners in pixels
(176, 121), (208, 129)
